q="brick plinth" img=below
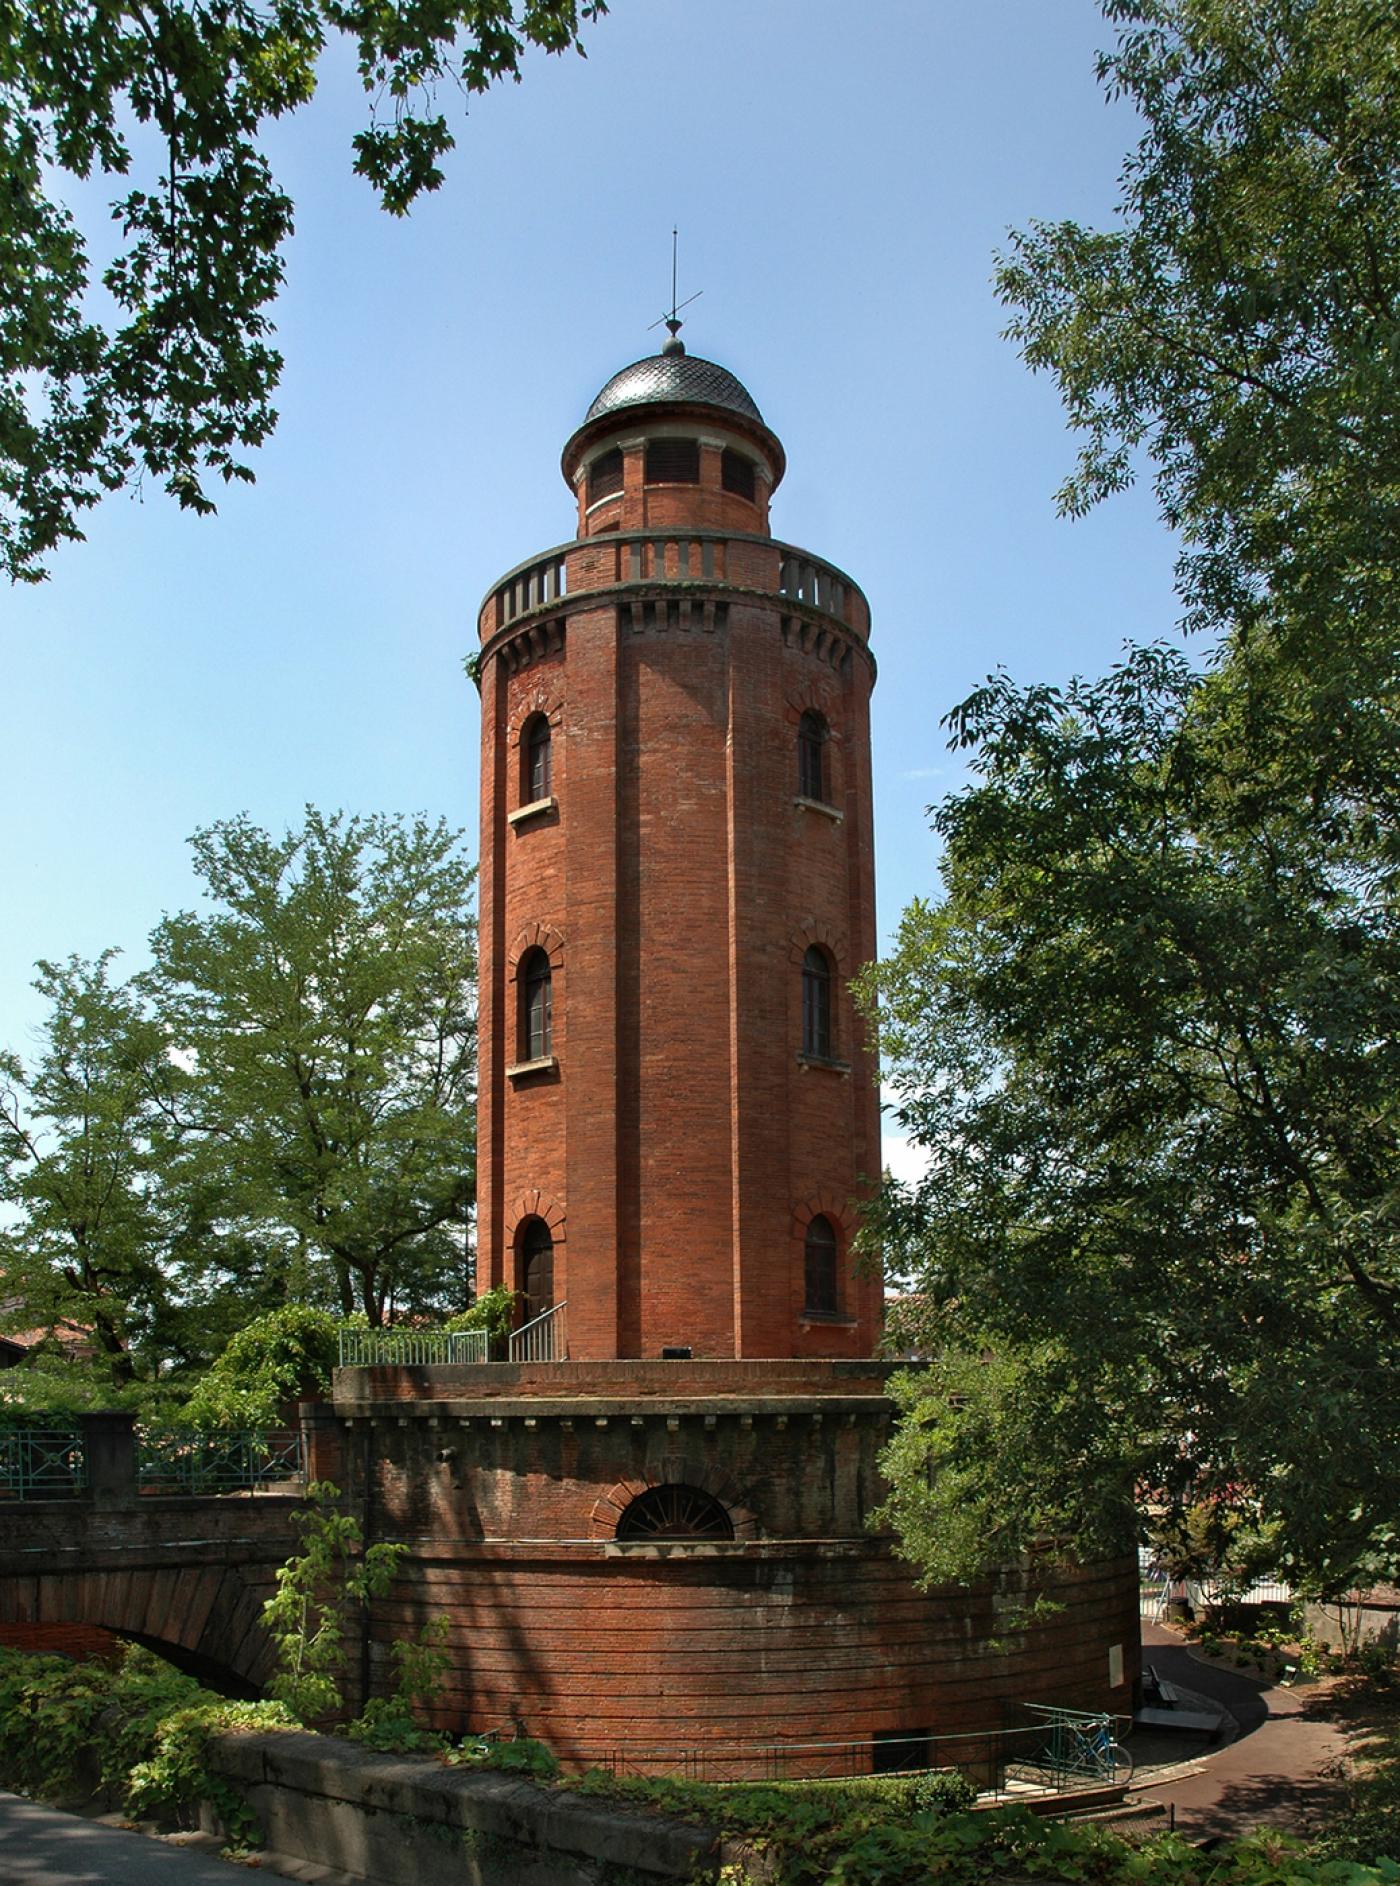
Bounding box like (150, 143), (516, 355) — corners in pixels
(335, 1373), (1141, 1768)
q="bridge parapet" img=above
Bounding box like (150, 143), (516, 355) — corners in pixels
(0, 1412), (310, 1509)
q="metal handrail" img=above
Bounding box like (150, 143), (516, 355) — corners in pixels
(137, 1427), (306, 1496)
(509, 1299), (568, 1363)
(337, 1326), (490, 1368)
(0, 1428), (85, 1500)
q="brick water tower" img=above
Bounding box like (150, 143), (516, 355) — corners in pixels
(475, 324), (882, 1359)
(335, 332), (1140, 1766)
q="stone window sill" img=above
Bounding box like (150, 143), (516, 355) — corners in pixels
(796, 1053), (851, 1076)
(793, 796), (842, 823)
(506, 1055), (557, 1080)
(800, 1312), (857, 1328)
(509, 796), (557, 828)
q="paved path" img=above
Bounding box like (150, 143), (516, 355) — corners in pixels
(0, 1792), (256, 1885)
(1133, 1624), (1349, 1839)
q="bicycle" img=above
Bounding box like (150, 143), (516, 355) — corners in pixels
(1048, 1713), (1134, 1784)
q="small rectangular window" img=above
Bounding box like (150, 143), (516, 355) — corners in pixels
(645, 438), (700, 484)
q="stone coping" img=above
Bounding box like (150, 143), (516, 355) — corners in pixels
(365, 1536), (892, 1562)
(332, 1357), (893, 1406)
(210, 1729), (721, 1881)
(334, 1394), (891, 1423)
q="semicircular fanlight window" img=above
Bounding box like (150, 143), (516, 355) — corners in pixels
(615, 1484), (735, 1541)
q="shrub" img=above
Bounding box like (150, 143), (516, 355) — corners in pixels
(442, 1286), (517, 1354)
(182, 1306), (342, 1429)
(0, 1643), (293, 1843)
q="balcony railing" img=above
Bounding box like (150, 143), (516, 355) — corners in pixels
(482, 534), (863, 640)
(494, 553), (568, 630)
(509, 1299), (567, 1364)
(337, 1327), (490, 1369)
(778, 550), (847, 621)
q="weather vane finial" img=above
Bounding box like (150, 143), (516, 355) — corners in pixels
(649, 227), (702, 355)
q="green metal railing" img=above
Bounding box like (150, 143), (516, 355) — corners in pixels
(0, 1428), (85, 1500)
(136, 1427), (305, 1496)
(1010, 1706), (1133, 1787)
(337, 1326), (489, 1368)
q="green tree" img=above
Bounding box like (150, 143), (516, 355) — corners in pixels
(151, 807), (477, 1324)
(866, 0), (1400, 1597)
(0, 952), (193, 1392)
(866, 648), (1400, 1593)
(2, 0), (607, 584)
(995, 0), (1400, 805)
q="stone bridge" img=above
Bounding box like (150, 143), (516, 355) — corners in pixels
(0, 1412), (326, 1694)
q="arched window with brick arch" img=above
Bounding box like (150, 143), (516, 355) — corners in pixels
(797, 709), (828, 802)
(804, 1215), (840, 1317)
(522, 713), (552, 805)
(516, 1217), (554, 1320)
(519, 947), (553, 1061)
(616, 1485), (735, 1540)
(801, 945), (832, 1060)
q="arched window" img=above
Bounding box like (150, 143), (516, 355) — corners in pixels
(522, 714), (552, 803)
(804, 1215), (840, 1317)
(802, 946), (832, 1060)
(616, 1484), (735, 1540)
(588, 447), (624, 502)
(517, 1217), (554, 1320)
(520, 948), (553, 1061)
(797, 710), (827, 802)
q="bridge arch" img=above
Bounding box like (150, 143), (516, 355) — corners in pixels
(0, 1563), (278, 1695)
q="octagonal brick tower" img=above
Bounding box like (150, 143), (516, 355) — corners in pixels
(474, 333), (881, 1360)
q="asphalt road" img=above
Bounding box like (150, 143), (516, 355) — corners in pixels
(0, 1792), (255, 1885)
(1134, 1624), (1348, 1839)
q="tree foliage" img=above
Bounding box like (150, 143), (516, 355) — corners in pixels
(150, 807), (477, 1324)
(0, 806), (478, 1399)
(0, 951), (195, 1391)
(262, 1481), (406, 1723)
(1, 0), (607, 582)
(866, 0), (1400, 1596)
(866, 647), (1400, 1591)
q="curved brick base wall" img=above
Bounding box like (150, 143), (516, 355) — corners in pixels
(375, 1540), (1139, 1772)
(328, 1361), (1140, 1773)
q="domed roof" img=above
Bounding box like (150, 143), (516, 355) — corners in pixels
(585, 349), (765, 426)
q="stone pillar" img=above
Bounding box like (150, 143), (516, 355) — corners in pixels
(79, 1410), (137, 1508)
(298, 1401), (345, 1488)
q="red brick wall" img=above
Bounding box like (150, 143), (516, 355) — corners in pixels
(0, 1621), (122, 1661)
(475, 390), (881, 1360)
(368, 1542), (1140, 1770)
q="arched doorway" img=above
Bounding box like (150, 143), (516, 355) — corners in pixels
(516, 1217), (554, 1323)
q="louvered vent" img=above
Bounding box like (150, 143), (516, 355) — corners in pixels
(587, 448), (624, 501)
(644, 438), (700, 485)
(721, 449), (756, 500)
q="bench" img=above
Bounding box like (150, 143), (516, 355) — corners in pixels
(1137, 1665), (1224, 1737)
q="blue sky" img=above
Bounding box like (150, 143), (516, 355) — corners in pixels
(2, 1), (1181, 1173)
